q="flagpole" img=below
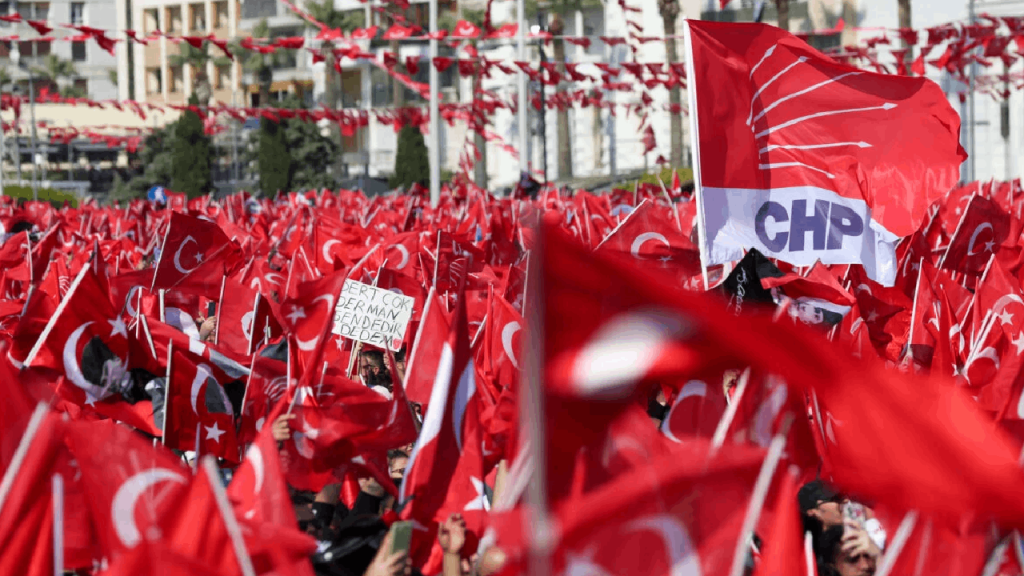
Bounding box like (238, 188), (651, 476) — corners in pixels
(428, 0), (440, 208)
(162, 340), (173, 446)
(726, 418), (791, 576)
(0, 403), (48, 514)
(52, 473), (64, 576)
(200, 456), (257, 576)
(522, 230), (551, 576)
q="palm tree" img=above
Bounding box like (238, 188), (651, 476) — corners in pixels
(168, 41), (231, 104)
(232, 19), (293, 107)
(657, 0), (683, 167)
(303, 1), (364, 176)
(527, 0), (599, 181)
(898, 0), (911, 66)
(31, 54), (78, 95)
(776, 0), (789, 32)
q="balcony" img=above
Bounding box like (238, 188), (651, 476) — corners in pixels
(699, 1), (808, 23)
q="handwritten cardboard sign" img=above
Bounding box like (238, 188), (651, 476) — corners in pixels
(332, 279), (416, 351)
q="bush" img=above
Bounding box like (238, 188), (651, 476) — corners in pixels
(390, 125), (429, 190)
(611, 166), (694, 191)
(171, 94), (213, 199)
(2, 185), (80, 208)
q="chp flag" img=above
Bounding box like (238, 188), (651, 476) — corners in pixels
(684, 20), (966, 286)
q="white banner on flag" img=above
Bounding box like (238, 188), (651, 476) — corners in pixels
(699, 185), (898, 285)
(333, 279), (416, 351)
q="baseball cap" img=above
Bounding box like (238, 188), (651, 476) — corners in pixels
(797, 479), (841, 515)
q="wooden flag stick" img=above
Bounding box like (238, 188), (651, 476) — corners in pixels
(201, 456), (257, 576)
(0, 403), (49, 514)
(52, 473), (64, 576)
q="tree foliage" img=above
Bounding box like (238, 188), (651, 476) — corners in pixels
(171, 94), (213, 198)
(391, 125), (429, 190)
(304, 1), (365, 31)
(109, 126), (176, 201)
(258, 116), (293, 195)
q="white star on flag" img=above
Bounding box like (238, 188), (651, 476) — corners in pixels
(205, 422), (226, 443)
(108, 317), (128, 339)
(1012, 332), (1024, 355)
(464, 477), (491, 511)
(998, 309), (1015, 326)
(286, 306), (307, 325)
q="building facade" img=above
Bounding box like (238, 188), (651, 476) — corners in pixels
(1, 0), (119, 99)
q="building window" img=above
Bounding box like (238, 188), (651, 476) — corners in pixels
(74, 78), (87, 94)
(170, 66), (183, 92)
(0, 3), (9, 27)
(32, 1), (48, 20)
(189, 4), (205, 31)
(144, 8), (160, 33)
(69, 2), (84, 25)
(71, 41), (86, 62)
(147, 68), (162, 94)
(216, 63), (230, 89)
(167, 6), (181, 34)
(214, 1), (228, 28)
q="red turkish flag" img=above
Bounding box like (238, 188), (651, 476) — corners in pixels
(152, 211), (241, 293)
(383, 24), (415, 39)
(939, 193), (1013, 276)
(278, 270), (346, 374)
(0, 410), (63, 576)
(398, 293), (476, 532)
(687, 20), (966, 285)
(594, 198), (700, 276)
(404, 287), (451, 406)
(165, 346), (241, 462)
(64, 420), (191, 562)
(350, 26), (378, 40)
(452, 19), (481, 38)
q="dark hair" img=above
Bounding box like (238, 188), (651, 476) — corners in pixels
(360, 349), (385, 368)
(9, 220), (33, 234)
(395, 345), (407, 363)
(814, 525), (845, 576)
(388, 449), (409, 461)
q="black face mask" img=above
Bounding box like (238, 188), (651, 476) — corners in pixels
(311, 502), (336, 529)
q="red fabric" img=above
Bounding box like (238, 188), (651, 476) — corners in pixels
(687, 20), (966, 238)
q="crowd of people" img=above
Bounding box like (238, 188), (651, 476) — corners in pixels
(1, 175), (1024, 576)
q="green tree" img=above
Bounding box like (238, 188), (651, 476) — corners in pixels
(391, 125), (429, 190)
(168, 41), (231, 103)
(286, 113), (339, 191)
(259, 115), (293, 195)
(171, 94), (213, 198)
(109, 125), (176, 201)
(31, 54), (79, 96)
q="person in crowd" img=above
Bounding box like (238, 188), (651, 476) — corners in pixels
(799, 480), (886, 551)
(814, 523), (880, 576)
(360, 349), (393, 393)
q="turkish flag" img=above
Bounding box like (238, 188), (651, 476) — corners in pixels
(0, 410), (63, 576)
(686, 20), (966, 285)
(64, 420), (191, 562)
(165, 346), (241, 462)
(152, 211), (242, 293)
(278, 270), (347, 374)
(452, 19), (481, 38)
(404, 287), (451, 406)
(594, 198), (701, 278)
(939, 193), (1013, 276)
(102, 540), (222, 576)
(399, 292), (476, 536)
(161, 459), (243, 576)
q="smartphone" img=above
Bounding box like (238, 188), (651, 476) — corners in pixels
(207, 302), (217, 317)
(843, 501), (867, 532)
(389, 521), (414, 557)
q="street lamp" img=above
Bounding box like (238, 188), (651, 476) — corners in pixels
(11, 47), (39, 201)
